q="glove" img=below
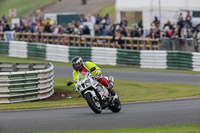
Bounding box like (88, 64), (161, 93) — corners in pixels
(95, 73), (102, 80)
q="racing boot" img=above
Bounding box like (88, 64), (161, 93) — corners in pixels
(107, 76), (115, 96)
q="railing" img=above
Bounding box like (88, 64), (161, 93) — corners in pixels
(0, 32), (160, 50)
(0, 63), (54, 103)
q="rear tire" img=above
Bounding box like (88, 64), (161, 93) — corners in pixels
(85, 93), (102, 114)
(109, 98), (121, 113)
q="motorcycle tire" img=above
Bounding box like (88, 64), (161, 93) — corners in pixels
(109, 98), (121, 113)
(85, 93), (102, 114)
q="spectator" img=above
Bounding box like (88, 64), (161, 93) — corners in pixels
(106, 13), (110, 25)
(0, 23), (3, 32)
(119, 26), (127, 37)
(73, 24), (80, 35)
(130, 26), (140, 37)
(102, 25), (109, 36)
(65, 24), (73, 34)
(163, 21), (173, 31)
(185, 11), (192, 28)
(52, 25), (59, 34)
(12, 24), (21, 32)
(153, 27), (160, 38)
(139, 26), (144, 37)
(151, 16), (160, 28)
(164, 26), (173, 38)
(95, 14), (102, 25)
(3, 23), (11, 32)
(94, 25), (101, 36)
(120, 16), (128, 27)
(44, 22), (51, 33)
(177, 17), (185, 29)
(1, 15), (7, 23)
(82, 25), (90, 35)
(110, 23), (117, 36)
(178, 13), (183, 23)
(100, 17), (107, 26)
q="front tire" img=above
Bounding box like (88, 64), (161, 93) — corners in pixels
(109, 98), (121, 113)
(85, 93), (102, 114)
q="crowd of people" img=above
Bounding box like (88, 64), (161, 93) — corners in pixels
(149, 11), (200, 41)
(1, 12), (200, 41)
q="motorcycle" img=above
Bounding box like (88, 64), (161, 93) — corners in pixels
(67, 67), (121, 114)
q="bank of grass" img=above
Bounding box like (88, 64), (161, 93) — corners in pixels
(37, 124), (200, 133)
(1, 55), (200, 75)
(1, 77), (200, 111)
(97, 3), (138, 27)
(0, 0), (56, 22)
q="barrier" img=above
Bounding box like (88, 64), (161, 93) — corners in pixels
(192, 52), (200, 72)
(69, 47), (92, 61)
(167, 51), (193, 70)
(117, 49), (140, 67)
(46, 44), (69, 62)
(140, 51), (167, 69)
(9, 41), (27, 58)
(0, 63), (54, 103)
(91, 47), (117, 65)
(0, 41), (9, 55)
(1, 40), (200, 72)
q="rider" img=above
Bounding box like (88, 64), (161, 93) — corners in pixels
(71, 56), (115, 96)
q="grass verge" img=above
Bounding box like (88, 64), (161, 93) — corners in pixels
(97, 3), (139, 27)
(1, 55), (200, 75)
(37, 124), (200, 133)
(0, 0), (56, 22)
(1, 77), (200, 111)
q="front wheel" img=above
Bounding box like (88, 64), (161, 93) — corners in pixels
(109, 98), (121, 113)
(85, 93), (102, 114)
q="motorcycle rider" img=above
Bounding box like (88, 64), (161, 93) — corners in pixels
(71, 56), (116, 96)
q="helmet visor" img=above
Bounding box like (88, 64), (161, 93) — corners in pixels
(73, 63), (80, 71)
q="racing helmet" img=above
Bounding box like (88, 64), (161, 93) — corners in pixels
(71, 56), (83, 71)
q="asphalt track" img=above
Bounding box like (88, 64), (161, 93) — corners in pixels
(1, 66), (200, 133)
(1, 98), (200, 133)
(55, 66), (200, 85)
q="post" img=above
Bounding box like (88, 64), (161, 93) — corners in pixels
(159, 0), (162, 39)
(30, 0), (34, 22)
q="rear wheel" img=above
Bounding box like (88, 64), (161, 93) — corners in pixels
(85, 93), (102, 114)
(109, 98), (121, 113)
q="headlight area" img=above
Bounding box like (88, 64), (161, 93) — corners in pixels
(85, 79), (91, 87)
(76, 85), (81, 91)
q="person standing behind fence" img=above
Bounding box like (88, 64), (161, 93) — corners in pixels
(185, 11), (192, 28)
(151, 16), (160, 28)
(120, 16), (128, 27)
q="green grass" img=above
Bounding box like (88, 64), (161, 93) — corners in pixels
(97, 4), (115, 25)
(0, 0), (56, 22)
(0, 55), (71, 67)
(1, 77), (200, 111)
(97, 4), (139, 26)
(1, 55), (200, 75)
(37, 124), (200, 133)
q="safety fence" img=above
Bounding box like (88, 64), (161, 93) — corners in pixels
(0, 40), (200, 72)
(0, 32), (160, 50)
(0, 62), (54, 103)
(161, 38), (199, 52)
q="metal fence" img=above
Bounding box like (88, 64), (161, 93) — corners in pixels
(160, 38), (199, 52)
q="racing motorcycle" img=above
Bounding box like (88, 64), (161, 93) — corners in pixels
(67, 67), (121, 114)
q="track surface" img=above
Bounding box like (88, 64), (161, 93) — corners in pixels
(1, 67), (200, 133)
(1, 98), (200, 133)
(55, 66), (200, 85)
